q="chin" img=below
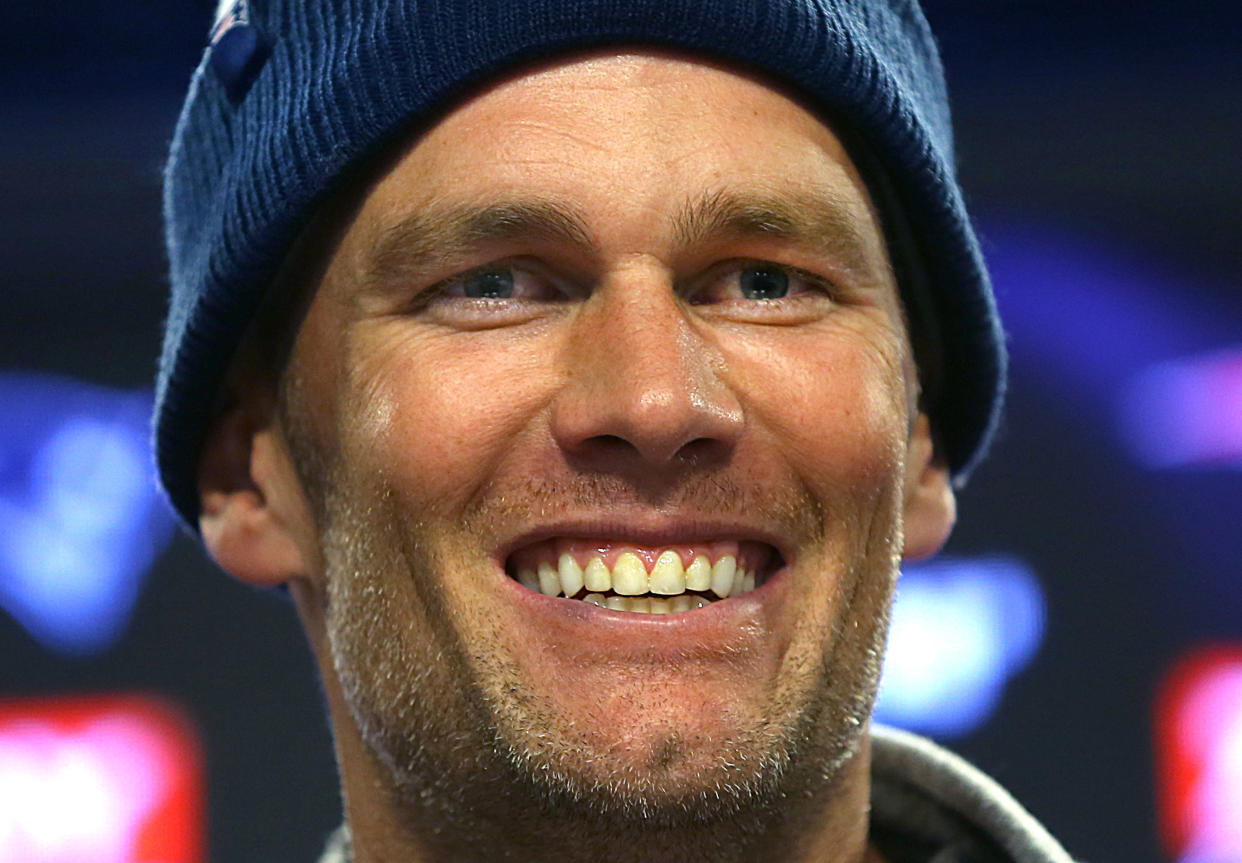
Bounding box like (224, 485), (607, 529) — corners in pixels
(492, 731), (794, 827)
(475, 661), (876, 830)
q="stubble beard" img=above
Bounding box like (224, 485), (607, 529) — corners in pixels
(308, 463), (899, 863)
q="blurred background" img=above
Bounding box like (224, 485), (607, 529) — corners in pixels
(0, 1), (1238, 861)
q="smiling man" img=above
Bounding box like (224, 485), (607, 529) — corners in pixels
(158, 2), (1073, 862)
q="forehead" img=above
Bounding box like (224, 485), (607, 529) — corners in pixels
(339, 52), (891, 274)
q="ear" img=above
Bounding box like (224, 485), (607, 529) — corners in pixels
(197, 389), (316, 587)
(900, 412), (956, 562)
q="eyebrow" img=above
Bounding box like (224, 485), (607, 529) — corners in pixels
(672, 187), (879, 281)
(362, 187), (881, 288)
(363, 199), (595, 287)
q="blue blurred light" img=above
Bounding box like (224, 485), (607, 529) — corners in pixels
(0, 373), (174, 655)
(982, 221), (1239, 408)
(875, 557), (1045, 738)
(1120, 346), (1242, 470)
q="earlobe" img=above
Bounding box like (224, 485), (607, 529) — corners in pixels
(198, 395), (315, 587)
(900, 413), (957, 562)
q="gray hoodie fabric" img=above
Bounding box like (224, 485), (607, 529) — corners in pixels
(869, 726), (1073, 863)
(316, 725), (1074, 863)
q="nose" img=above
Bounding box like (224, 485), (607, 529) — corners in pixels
(551, 270), (744, 473)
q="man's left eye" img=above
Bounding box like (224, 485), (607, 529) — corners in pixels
(459, 268), (516, 299)
(737, 266), (790, 301)
(690, 262), (829, 305)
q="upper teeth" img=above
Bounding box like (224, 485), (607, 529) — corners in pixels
(517, 551), (756, 606)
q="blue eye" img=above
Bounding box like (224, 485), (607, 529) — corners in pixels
(738, 267), (789, 300)
(685, 260), (835, 312)
(461, 269), (515, 299)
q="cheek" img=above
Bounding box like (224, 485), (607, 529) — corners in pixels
(729, 323), (909, 492)
(336, 326), (555, 508)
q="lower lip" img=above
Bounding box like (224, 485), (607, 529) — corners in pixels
(495, 563), (790, 651)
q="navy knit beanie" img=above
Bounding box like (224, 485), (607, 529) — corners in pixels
(158, 0), (1005, 528)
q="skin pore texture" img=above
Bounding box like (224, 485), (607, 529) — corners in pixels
(198, 52), (955, 863)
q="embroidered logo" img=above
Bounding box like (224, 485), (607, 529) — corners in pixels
(207, 0), (268, 100)
(210, 0), (251, 47)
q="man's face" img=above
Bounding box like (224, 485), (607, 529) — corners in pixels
(270, 53), (944, 829)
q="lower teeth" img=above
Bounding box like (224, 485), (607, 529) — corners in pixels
(581, 593), (712, 614)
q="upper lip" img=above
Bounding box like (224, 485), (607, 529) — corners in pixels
(494, 511), (795, 568)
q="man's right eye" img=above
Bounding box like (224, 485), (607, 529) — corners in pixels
(433, 262), (567, 303)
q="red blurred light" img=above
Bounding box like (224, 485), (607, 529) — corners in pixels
(0, 694), (204, 863)
(1155, 645), (1242, 860)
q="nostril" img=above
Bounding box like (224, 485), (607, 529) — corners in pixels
(592, 434), (633, 451)
(567, 430), (730, 471)
(568, 433), (643, 461)
(675, 436), (732, 466)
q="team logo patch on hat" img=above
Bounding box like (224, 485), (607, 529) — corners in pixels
(208, 0), (268, 100)
(210, 0), (251, 46)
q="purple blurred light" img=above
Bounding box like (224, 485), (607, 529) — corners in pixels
(984, 223), (1231, 395)
(1121, 346), (1242, 470)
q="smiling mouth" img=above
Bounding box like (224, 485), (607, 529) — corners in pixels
(504, 539), (782, 614)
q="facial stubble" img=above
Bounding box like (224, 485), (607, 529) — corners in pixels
(303, 451), (900, 862)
